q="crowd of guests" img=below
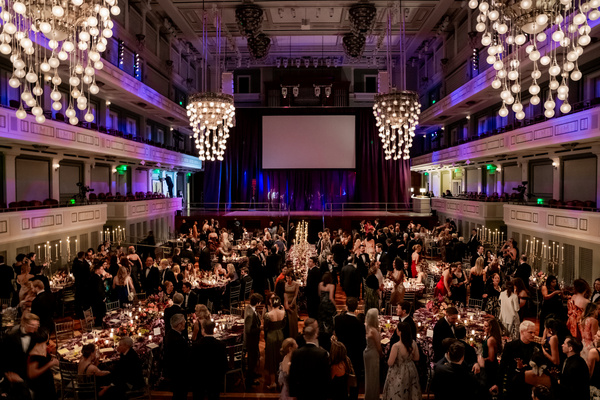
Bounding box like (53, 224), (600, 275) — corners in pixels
(4, 216), (600, 400)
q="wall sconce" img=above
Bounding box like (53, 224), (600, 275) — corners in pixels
(410, 187), (414, 193)
(282, 87), (288, 98)
(292, 86), (299, 97)
(314, 86), (321, 97)
(295, 58), (301, 68)
(552, 161), (558, 169)
(112, 167), (117, 173)
(283, 58), (288, 68)
(304, 58), (310, 68)
(276, 58), (281, 68)
(53, 163), (61, 171)
(324, 86), (331, 98)
(140, 160), (146, 166)
(106, 100), (111, 107)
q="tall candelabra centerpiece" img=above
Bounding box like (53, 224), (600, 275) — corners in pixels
(525, 236), (564, 276)
(290, 220), (309, 283)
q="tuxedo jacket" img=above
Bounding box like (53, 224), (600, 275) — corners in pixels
(142, 266), (160, 294)
(163, 329), (191, 381)
(560, 355), (590, 400)
(340, 264), (361, 298)
(181, 291), (198, 314)
(160, 268), (176, 286)
(163, 304), (184, 332)
(333, 313), (366, 370)
(244, 305), (261, 346)
(0, 263), (14, 298)
(31, 290), (55, 333)
(1, 325), (35, 379)
(288, 343), (330, 400)
(305, 267), (322, 300)
(199, 246), (212, 271)
(191, 336), (227, 389)
(356, 253), (370, 278)
(432, 317), (456, 362)
(375, 251), (390, 274)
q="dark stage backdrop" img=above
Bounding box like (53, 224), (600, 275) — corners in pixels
(202, 108), (411, 211)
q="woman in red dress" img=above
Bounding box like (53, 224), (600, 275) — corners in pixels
(434, 264), (453, 299)
(411, 244), (422, 278)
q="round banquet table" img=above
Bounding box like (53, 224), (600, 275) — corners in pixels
(190, 277), (232, 311)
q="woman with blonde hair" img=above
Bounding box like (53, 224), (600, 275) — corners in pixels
(192, 304), (211, 341)
(112, 266), (135, 304)
(364, 308), (382, 400)
(278, 338), (297, 400)
(469, 257), (485, 300)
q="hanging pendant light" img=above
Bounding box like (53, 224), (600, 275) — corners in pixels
(1, 0), (119, 124)
(186, 7), (235, 162)
(373, 4), (421, 160)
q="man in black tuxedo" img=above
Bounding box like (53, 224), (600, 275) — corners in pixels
(141, 256), (160, 294)
(101, 337), (145, 397)
(432, 306), (459, 362)
(513, 255), (532, 285)
(266, 246), (282, 290)
(88, 262), (107, 327)
(470, 245), (485, 268)
(560, 337), (590, 400)
(1, 312), (40, 394)
(305, 256), (322, 319)
(355, 245), (370, 278)
(72, 251), (89, 315)
(331, 238), (347, 270)
(248, 247), (265, 296)
(180, 242), (195, 264)
(333, 297), (365, 400)
(431, 341), (480, 400)
(181, 282), (198, 315)
(198, 241), (212, 271)
(592, 278), (600, 303)
(0, 254), (15, 302)
(396, 301), (417, 339)
(30, 280), (54, 334)
(239, 267), (253, 299)
(163, 314), (190, 400)
(319, 253), (338, 286)
(244, 293), (262, 385)
(29, 264), (51, 293)
(496, 320), (540, 400)
(163, 293), (185, 332)
(340, 263), (361, 298)
(374, 243), (390, 275)
(191, 320), (228, 400)
(159, 260), (176, 288)
(467, 229), (480, 257)
(289, 324), (330, 400)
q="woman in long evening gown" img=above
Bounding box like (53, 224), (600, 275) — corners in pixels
(579, 302), (598, 360)
(434, 264), (452, 298)
(364, 308), (382, 400)
(284, 273), (299, 338)
(567, 278), (590, 340)
(278, 338), (297, 400)
(264, 297), (287, 389)
(383, 323), (421, 400)
(410, 245), (422, 278)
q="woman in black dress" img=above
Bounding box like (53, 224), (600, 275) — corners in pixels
(27, 332), (58, 400)
(539, 275), (564, 335)
(450, 263), (467, 306)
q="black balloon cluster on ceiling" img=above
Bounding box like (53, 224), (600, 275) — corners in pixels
(344, 1), (376, 59)
(236, 3), (271, 60)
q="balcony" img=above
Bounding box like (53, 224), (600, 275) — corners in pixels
(106, 197), (182, 222)
(431, 197), (504, 223)
(0, 204), (107, 244)
(411, 105), (600, 170)
(504, 203), (600, 245)
(0, 107), (202, 171)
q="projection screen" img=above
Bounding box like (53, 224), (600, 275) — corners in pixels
(262, 115), (356, 169)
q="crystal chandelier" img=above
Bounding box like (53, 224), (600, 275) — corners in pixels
(469, 0), (598, 119)
(187, 92), (234, 161)
(1, 0), (120, 124)
(186, 7), (235, 162)
(372, 6), (421, 160)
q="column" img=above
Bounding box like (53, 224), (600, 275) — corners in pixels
(4, 152), (17, 204)
(592, 147), (600, 207)
(496, 164), (503, 195)
(477, 167), (482, 193)
(51, 157), (61, 201)
(83, 160), (93, 188)
(551, 156), (561, 201)
(520, 159), (529, 183)
(110, 164), (118, 194)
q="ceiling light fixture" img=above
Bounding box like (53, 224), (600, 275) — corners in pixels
(187, 6), (234, 162)
(469, 0), (597, 119)
(373, 5), (421, 161)
(2, 0), (119, 124)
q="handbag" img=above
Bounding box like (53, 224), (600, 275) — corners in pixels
(347, 357), (357, 388)
(127, 279), (135, 302)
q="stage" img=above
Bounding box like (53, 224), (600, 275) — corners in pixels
(176, 208), (436, 235)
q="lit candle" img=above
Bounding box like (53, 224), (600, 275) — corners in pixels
(149, 335), (152, 341)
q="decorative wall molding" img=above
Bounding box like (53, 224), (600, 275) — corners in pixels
(0, 204), (107, 244)
(431, 198), (504, 222)
(0, 108), (202, 171)
(412, 107), (600, 169)
(504, 204), (600, 244)
(106, 198), (182, 222)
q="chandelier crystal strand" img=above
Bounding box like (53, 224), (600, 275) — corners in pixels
(1, 0), (118, 124)
(470, 0), (595, 120)
(186, 7), (235, 162)
(373, 5), (420, 161)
